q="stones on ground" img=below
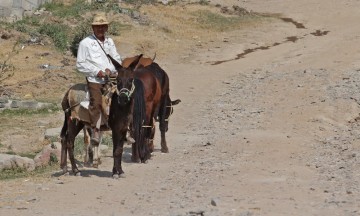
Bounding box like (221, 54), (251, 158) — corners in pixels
(44, 127), (62, 140)
(0, 153), (35, 171)
(211, 198), (219, 206)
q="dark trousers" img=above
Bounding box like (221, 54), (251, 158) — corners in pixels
(87, 81), (103, 128)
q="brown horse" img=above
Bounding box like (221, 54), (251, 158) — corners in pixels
(123, 55), (181, 153)
(140, 62), (181, 153)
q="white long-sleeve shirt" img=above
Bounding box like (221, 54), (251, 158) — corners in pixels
(76, 34), (122, 84)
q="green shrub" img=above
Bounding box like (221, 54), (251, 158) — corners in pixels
(39, 23), (68, 51)
(43, 0), (92, 18)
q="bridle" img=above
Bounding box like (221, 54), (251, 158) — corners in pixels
(116, 79), (135, 104)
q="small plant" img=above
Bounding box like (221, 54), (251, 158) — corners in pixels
(49, 152), (58, 164)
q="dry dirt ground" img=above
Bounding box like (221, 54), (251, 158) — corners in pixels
(1, 0), (360, 215)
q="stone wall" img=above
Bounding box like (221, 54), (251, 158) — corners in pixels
(0, 0), (53, 20)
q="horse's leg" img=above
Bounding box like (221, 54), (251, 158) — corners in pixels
(148, 120), (155, 153)
(112, 130), (126, 178)
(159, 119), (168, 153)
(158, 96), (169, 153)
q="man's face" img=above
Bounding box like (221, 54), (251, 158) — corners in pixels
(92, 24), (108, 39)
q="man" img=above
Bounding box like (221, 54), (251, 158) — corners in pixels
(76, 13), (122, 144)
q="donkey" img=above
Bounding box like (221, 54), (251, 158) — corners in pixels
(60, 76), (116, 175)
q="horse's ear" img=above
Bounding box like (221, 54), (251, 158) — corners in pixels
(171, 99), (181, 105)
(128, 54), (143, 70)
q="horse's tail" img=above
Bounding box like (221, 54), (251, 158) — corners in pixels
(132, 78), (147, 161)
(149, 62), (170, 124)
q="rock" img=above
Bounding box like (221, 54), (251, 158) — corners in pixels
(33, 142), (61, 167)
(211, 198), (219, 206)
(0, 154), (35, 171)
(44, 127), (62, 139)
(10, 100), (19, 108)
(100, 144), (109, 152)
(20, 100), (38, 109)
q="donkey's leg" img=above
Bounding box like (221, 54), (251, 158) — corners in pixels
(67, 121), (83, 176)
(131, 141), (140, 163)
(60, 136), (68, 174)
(93, 131), (103, 168)
(83, 127), (92, 167)
(112, 130), (126, 178)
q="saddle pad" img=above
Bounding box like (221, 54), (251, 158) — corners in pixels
(80, 101), (90, 109)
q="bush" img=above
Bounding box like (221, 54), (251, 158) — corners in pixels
(39, 23), (68, 51)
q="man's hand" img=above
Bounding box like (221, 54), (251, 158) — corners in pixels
(104, 68), (111, 76)
(97, 69), (111, 78)
(97, 70), (105, 78)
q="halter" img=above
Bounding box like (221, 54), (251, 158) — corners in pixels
(116, 80), (135, 103)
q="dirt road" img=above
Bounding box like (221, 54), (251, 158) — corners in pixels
(1, 0), (360, 215)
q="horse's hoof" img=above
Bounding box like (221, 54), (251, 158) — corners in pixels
(161, 147), (169, 153)
(141, 159), (148, 164)
(112, 173), (125, 179)
(84, 162), (92, 168)
(73, 170), (81, 176)
(62, 171), (70, 176)
(61, 168), (69, 176)
(131, 156), (140, 163)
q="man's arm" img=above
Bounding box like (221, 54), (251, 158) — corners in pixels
(76, 40), (101, 77)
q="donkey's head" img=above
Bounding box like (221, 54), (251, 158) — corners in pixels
(115, 54), (143, 105)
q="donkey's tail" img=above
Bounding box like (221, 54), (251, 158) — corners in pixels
(132, 78), (147, 162)
(60, 90), (70, 139)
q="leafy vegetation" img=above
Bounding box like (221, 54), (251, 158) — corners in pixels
(39, 23), (69, 51)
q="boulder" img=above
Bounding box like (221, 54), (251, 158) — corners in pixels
(0, 154), (35, 171)
(34, 142), (61, 167)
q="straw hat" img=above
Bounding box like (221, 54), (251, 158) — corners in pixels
(91, 13), (109, 25)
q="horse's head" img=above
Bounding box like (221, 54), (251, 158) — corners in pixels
(115, 54), (144, 105)
(164, 96), (181, 131)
